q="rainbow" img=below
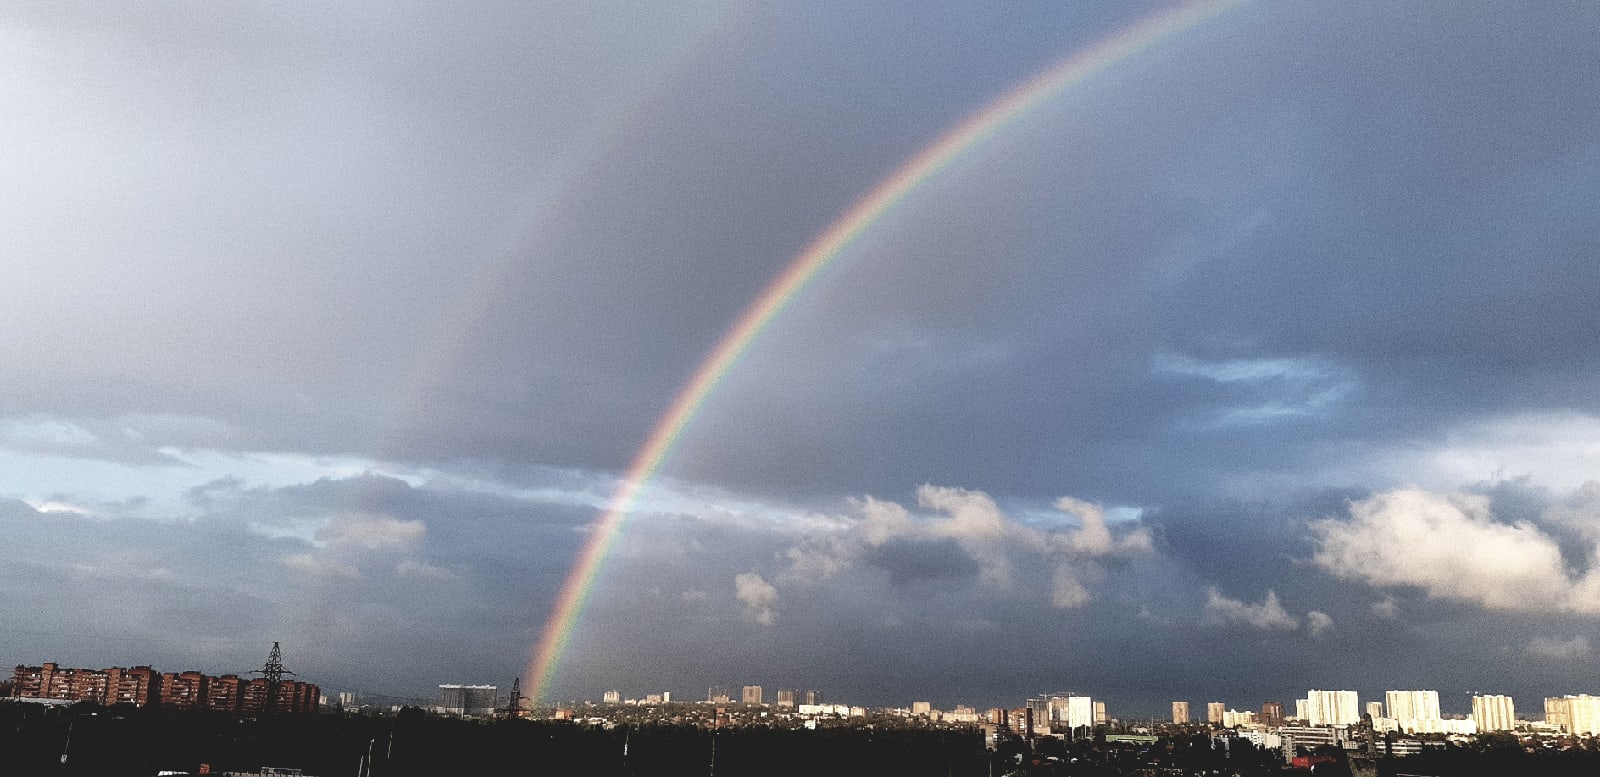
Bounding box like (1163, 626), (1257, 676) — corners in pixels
(526, 0), (1244, 703)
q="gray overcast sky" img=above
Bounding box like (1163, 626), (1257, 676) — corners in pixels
(5, 0), (1600, 716)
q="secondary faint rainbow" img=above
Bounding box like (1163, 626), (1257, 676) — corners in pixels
(526, 0), (1244, 703)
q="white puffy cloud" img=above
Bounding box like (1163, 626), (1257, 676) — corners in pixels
(734, 572), (778, 626)
(915, 486), (1017, 587)
(860, 496), (914, 545)
(1542, 480), (1600, 541)
(1203, 587), (1300, 631)
(1306, 610), (1333, 637)
(1053, 496), (1153, 556)
(274, 512), (433, 582)
(1312, 488), (1600, 614)
(777, 485), (1153, 609)
(782, 536), (854, 581)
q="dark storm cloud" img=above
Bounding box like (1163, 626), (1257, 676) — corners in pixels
(9, 0), (1600, 711)
(0, 497), (292, 671)
(0, 0), (1161, 472)
(6, 2), (1597, 494)
(2, 0), (742, 464)
(0, 475), (596, 696)
(658, 1), (1600, 506)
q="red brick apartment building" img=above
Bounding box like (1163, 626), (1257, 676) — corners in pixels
(11, 662), (318, 715)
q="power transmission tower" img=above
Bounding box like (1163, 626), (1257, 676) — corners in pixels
(250, 641), (297, 714)
(498, 677), (528, 718)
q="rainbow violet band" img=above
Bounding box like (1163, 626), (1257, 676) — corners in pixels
(525, 0), (1245, 704)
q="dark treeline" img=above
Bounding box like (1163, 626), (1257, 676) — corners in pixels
(13, 702), (1600, 777)
(1368, 738), (1600, 777)
(0, 702), (986, 777)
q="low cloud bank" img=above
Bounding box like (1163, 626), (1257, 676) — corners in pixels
(779, 485), (1152, 609)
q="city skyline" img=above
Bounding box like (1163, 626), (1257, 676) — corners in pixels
(5, 1), (1600, 713)
(5, 651), (1587, 725)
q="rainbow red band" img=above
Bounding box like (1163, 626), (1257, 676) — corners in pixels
(526, 0), (1244, 704)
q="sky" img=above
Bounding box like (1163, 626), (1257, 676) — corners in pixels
(4, 0), (1600, 717)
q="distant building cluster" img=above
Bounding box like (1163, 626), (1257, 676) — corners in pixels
(1165, 686), (1541, 759)
(10, 662), (319, 716)
(521, 678), (1600, 765)
(694, 685), (816, 707)
(584, 683), (1576, 743)
(1160, 688), (1600, 741)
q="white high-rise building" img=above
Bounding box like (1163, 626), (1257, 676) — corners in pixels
(1545, 697), (1569, 731)
(1568, 693), (1593, 738)
(1365, 701), (1383, 720)
(436, 684), (497, 718)
(1207, 702), (1226, 724)
(1222, 709), (1257, 728)
(1472, 695), (1515, 732)
(1172, 701), (1190, 724)
(1305, 690), (1360, 726)
(1546, 695), (1600, 735)
(1376, 687), (1452, 732)
(1049, 695), (1095, 731)
(1295, 698), (1309, 721)
(1068, 696), (1095, 730)
(1385, 690), (1441, 722)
